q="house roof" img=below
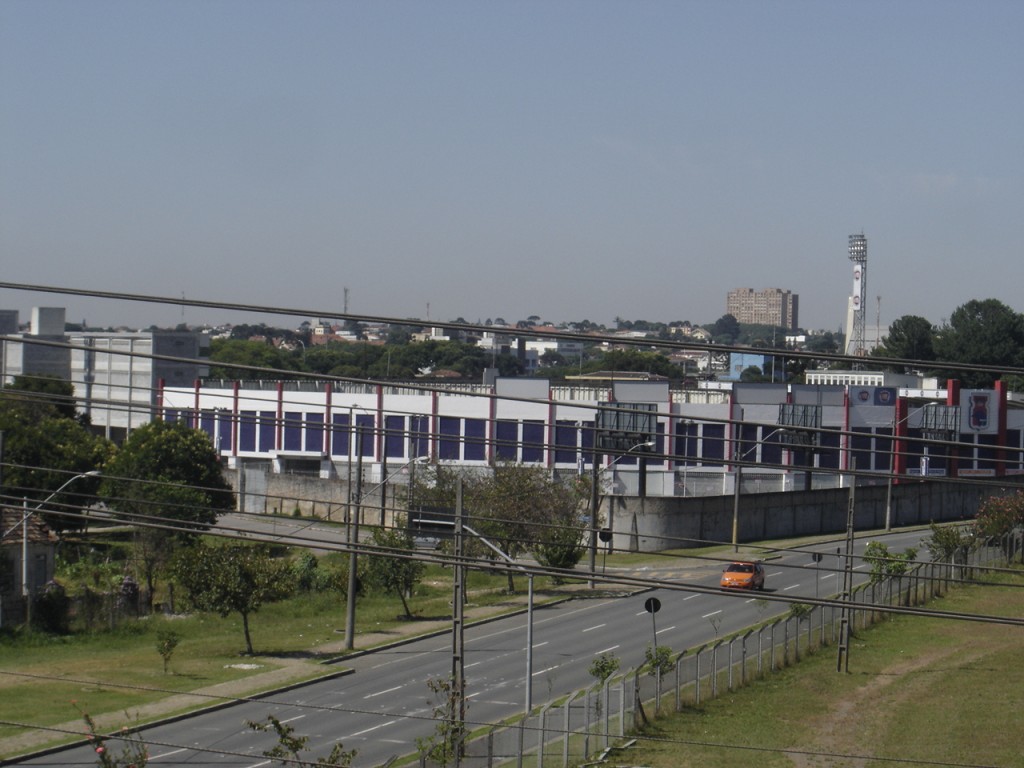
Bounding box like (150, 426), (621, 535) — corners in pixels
(1, 508), (57, 545)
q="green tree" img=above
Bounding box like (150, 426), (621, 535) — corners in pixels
(248, 715), (356, 768)
(924, 522), (972, 561)
(417, 676), (465, 768)
(363, 526), (426, 619)
(470, 464), (587, 593)
(933, 299), (1024, 387)
(589, 651), (620, 684)
(207, 338), (301, 379)
(974, 491), (1024, 539)
(75, 706), (149, 768)
(0, 384), (111, 532)
(706, 314), (741, 344)
(875, 315), (936, 370)
(643, 644), (674, 677)
(2, 373), (79, 420)
(100, 420), (235, 610)
(864, 541), (918, 610)
(155, 629), (180, 674)
(173, 542), (291, 655)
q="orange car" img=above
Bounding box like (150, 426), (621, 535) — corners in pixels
(720, 561), (766, 590)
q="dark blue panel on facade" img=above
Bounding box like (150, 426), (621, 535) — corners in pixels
(439, 417), (460, 461)
(675, 421), (698, 466)
(356, 414), (375, 457)
(522, 421), (544, 463)
(410, 415), (430, 459)
(580, 422), (595, 465)
(200, 412), (215, 440)
(464, 418), (486, 461)
(554, 421), (577, 464)
(761, 433), (783, 467)
(850, 428), (873, 473)
(218, 411), (232, 452)
(164, 409), (179, 424)
(259, 411), (276, 452)
(385, 415), (406, 458)
(977, 433), (999, 470)
(331, 413), (351, 456)
(305, 413), (324, 453)
(495, 420), (518, 461)
(283, 412), (303, 451)
(1008, 430), (1023, 472)
(239, 411), (257, 452)
(703, 424), (726, 462)
(817, 429), (841, 469)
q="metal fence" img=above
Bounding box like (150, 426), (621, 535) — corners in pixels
(428, 535), (1013, 768)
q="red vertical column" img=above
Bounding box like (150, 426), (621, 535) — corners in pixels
(893, 397), (909, 478)
(996, 380), (1008, 478)
(946, 379), (961, 478)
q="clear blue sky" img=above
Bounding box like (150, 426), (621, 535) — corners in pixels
(2, 1), (1021, 332)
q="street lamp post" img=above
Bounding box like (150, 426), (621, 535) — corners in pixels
(2, 471), (100, 625)
(589, 440), (654, 587)
(731, 427), (786, 552)
(343, 451), (428, 651)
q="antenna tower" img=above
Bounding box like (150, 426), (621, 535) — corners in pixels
(846, 234), (868, 359)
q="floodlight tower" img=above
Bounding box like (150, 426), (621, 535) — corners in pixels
(846, 234), (868, 359)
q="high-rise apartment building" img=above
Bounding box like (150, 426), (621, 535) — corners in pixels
(726, 288), (799, 330)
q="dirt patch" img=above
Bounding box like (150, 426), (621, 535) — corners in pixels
(786, 643), (989, 768)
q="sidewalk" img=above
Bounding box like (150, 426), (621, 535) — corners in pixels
(1, 553), (730, 760)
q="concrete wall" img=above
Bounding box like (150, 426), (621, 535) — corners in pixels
(227, 466), (1020, 553)
(603, 481), (1016, 552)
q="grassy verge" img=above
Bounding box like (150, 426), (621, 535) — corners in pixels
(620, 570), (1024, 767)
(0, 563), (567, 749)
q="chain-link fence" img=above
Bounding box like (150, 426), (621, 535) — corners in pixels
(426, 533), (1013, 768)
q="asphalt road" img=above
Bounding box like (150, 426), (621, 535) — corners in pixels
(13, 528), (932, 767)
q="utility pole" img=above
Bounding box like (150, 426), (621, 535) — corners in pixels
(589, 444), (600, 588)
(837, 458), (857, 672)
(451, 478), (466, 765)
(344, 422), (362, 650)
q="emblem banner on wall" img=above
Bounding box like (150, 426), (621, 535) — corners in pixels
(959, 389), (998, 434)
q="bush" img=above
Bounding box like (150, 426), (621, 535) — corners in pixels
(33, 581), (71, 634)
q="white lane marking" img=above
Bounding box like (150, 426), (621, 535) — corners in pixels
(684, 594), (700, 600)
(582, 624), (606, 632)
(534, 664), (562, 676)
(702, 609), (722, 619)
(784, 584), (801, 591)
(655, 626), (676, 635)
(595, 645), (620, 655)
(365, 685), (402, 699)
(345, 720), (399, 739)
(149, 748), (188, 760)
(532, 641), (549, 649)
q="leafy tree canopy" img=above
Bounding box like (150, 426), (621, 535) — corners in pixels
(174, 542), (292, 654)
(208, 338), (301, 379)
(875, 315), (936, 368)
(933, 299), (1024, 387)
(0, 383), (111, 532)
(99, 419), (234, 532)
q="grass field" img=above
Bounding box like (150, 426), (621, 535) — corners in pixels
(0, 562), (553, 749)
(3, 538), (1022, 766)
(619, 572), (1024, 768)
